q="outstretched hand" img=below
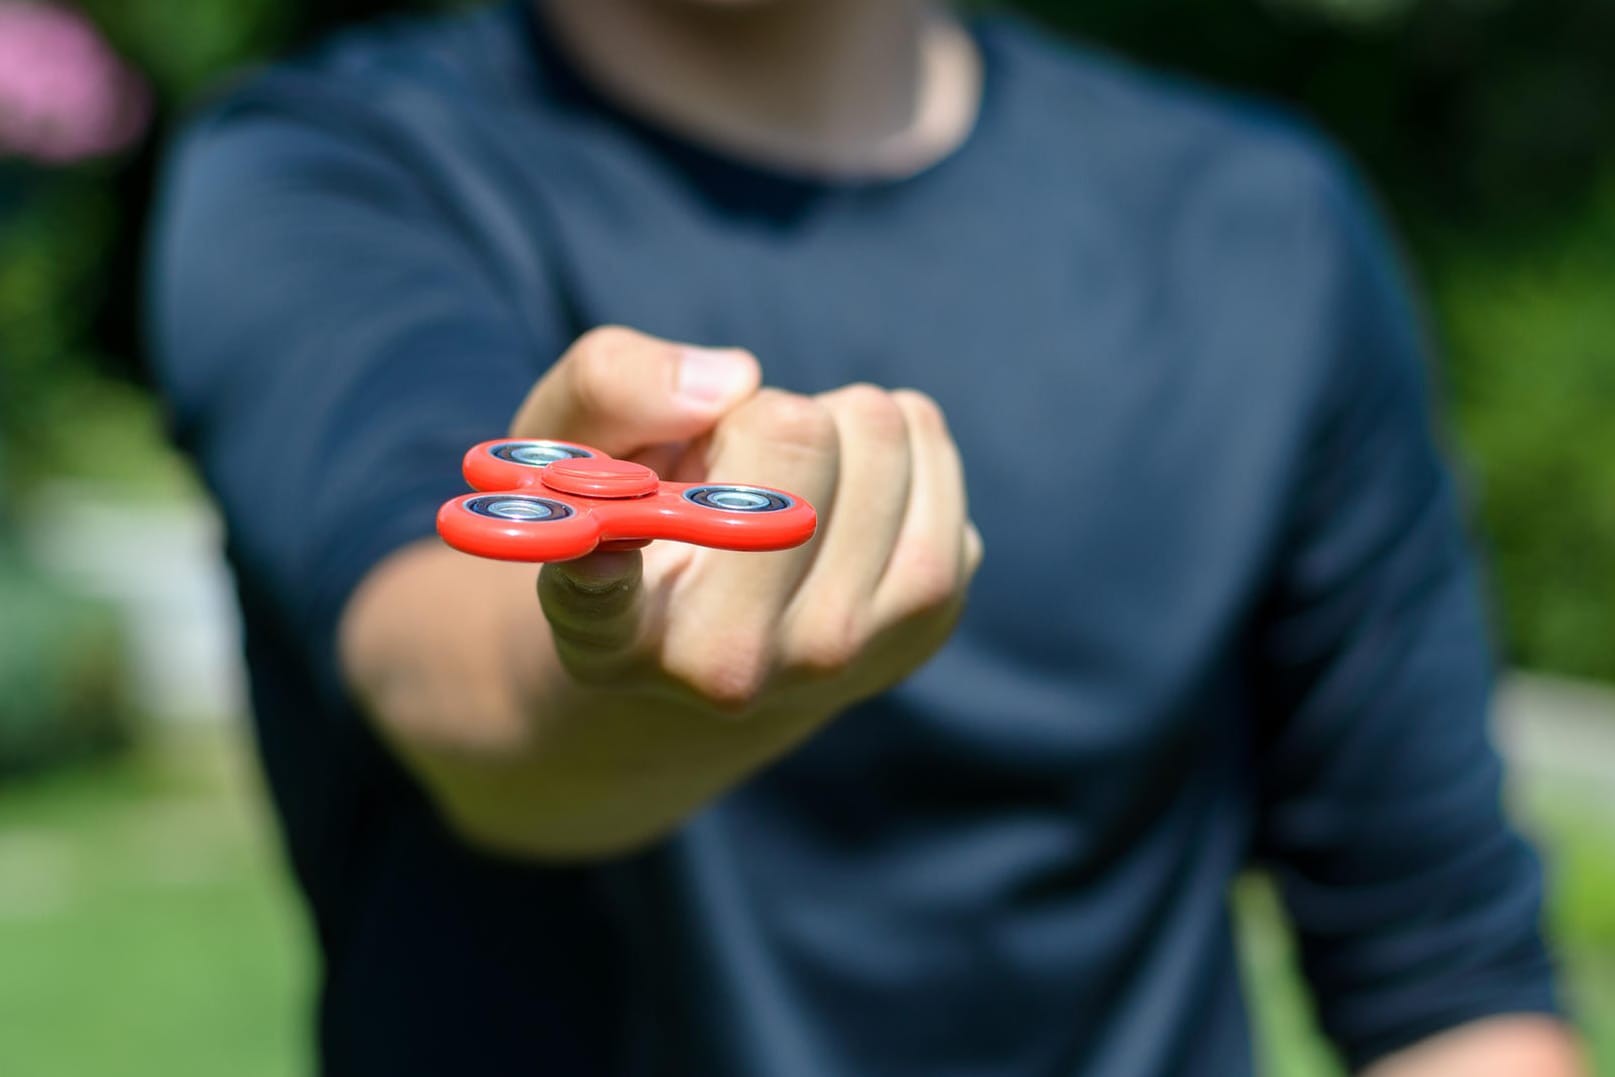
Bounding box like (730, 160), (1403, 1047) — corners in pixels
(519, 328), (983, 728)
(343, 324), (981, 859)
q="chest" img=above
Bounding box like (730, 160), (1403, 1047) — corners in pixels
(515, 160), (1317, 796)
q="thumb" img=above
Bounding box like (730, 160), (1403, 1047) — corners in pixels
(538, 548), (646, 682)
(511, 326), (760, 457)
(516, 328), (755, 671)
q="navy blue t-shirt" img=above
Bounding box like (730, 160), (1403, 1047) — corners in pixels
(148, 3), (1558, 1074)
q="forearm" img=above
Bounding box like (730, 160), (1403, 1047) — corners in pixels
(338, 540), (821, 860)
(339, 343), (976, 861)
(1362, 1015), (1584, 1077)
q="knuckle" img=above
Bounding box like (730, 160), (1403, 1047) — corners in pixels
(891, 546), (960, 616)
(665, 637), (771, 717)
(750, 390), (837, 453)
(788, 613), (862, 679)
(828, 383), (907, 442)
(891, 388), (948, 434)
(569, 342), (629, 418)
(964, 523), (986, 576)
(572, 324), (641, 361)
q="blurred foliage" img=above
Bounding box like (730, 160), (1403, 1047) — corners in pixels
(1, 167), (120, 493)
(0, 0), (1612, 680)
(1004, 0), (1615, 231)
(0, 549), (130, 773)
(1436, 182), (1615, 681)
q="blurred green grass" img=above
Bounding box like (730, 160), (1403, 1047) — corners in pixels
(1, 729), (1610, 1076)
(0, 731), (310, 1077)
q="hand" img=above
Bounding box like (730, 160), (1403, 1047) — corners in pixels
(536, 379), (984, 725)
(501, 351), (982, 857)
(342, 324), (982, 859)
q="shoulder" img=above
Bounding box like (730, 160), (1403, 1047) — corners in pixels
(171, 3), (538, 164)
(156, 2), (557, 247)
(980, 14), (1370, 249)
(980, 18), (1424, 414)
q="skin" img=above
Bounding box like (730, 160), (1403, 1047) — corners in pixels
(339, 1), (1586, 1071)
(345, 329), (982, 857)
(540, 0), (982, 178)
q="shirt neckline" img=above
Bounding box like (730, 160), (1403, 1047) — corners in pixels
(507, 0), (1005, 204)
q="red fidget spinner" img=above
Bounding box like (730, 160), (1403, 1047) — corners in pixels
(437, 439), (818, 562)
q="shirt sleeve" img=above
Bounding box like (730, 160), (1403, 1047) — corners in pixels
(146, 83), (565, 701)
(1247, 148), (1561, 1070)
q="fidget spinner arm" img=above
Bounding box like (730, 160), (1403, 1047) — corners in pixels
(437, 440), (818, 563)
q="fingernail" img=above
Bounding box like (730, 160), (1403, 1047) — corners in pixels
(552, 550), (641, 594)
(677, 347), (753, 405)
(556, 567), (623, 595)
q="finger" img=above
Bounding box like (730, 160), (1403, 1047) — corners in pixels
(510, 326), (760, 457)
(872, 390), (972, 625)
(964, 520), (986, 578)
(787, 384), (913, 628)
(660, 390), (841, 680)
(537, 549), (646, 681)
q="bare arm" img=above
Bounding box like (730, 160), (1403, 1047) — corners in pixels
(340, 327), (982, 860)
(1243, 146), (1577, 1070)
(149, 103), (981, 866)
(1363, 1015), (1584, 1076)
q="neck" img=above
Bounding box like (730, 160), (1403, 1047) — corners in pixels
(536, 0), (981, 179)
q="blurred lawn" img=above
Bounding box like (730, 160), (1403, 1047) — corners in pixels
(0, 728), (1610, 1075)
(0, 730), (309, 1077)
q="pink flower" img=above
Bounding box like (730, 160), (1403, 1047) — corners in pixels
(0, 1), (152, 163)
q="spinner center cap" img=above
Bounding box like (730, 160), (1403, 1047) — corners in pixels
(540, 457), (660, 498)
